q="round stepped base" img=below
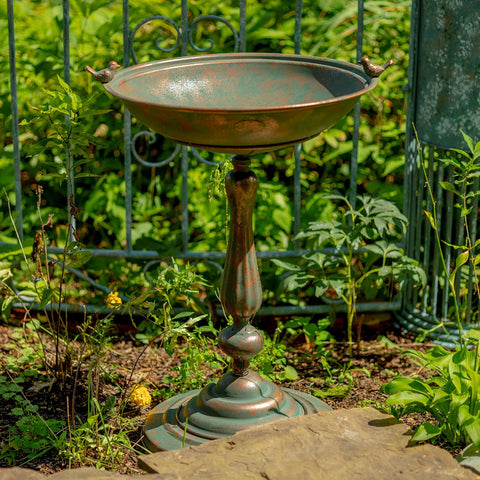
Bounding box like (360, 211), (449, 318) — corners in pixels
(144, 370), (331, 451)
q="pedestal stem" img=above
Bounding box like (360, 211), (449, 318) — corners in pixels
(219, 155), (264, 375)
(143, 155), (331, 453)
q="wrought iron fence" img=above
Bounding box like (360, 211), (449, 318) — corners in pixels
(5, 0), (403, 316)
(398, 0), (480, 346)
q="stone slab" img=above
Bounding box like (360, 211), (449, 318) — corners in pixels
(139, 407), (478, 480)
(0, 467), (136, 479)
(0, 468), (44, 480)
(49, 467), (131, 479)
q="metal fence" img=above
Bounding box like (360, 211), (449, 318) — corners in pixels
(5, 0), (402, 316)
(398, 0), (480, 345)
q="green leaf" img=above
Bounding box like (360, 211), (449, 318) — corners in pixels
(39, 288), (55, 308)
(411, 422), (443, 442)
(461, 130), (475, 153)
(283, 365), (299, 381)
(310, 385), (351, 398)
(314, 281), (329, 297)
(282, 272), (314, 291)
(67, 250), (91, 268)
(378, 265), (392, 277)
(271, 259), (303, 272)
(449, 350), (469, 393)
(424, 211), (437, 230)
(384, 390), (429, 407)
(466, 329), (480, 342)
(455, 251), (469, 270)
(328, 279), (346, 298)
(465, 419), (480, 445)
(439, 181), (461, 196)
(2, 296), (15, 312)
(172, 311), (195, 320)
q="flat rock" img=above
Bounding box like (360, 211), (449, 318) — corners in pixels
(0, 467), (134, 479)
(139, 407), (478, 480)
(0, 468), (45, 480)
(48, 467), (130, 479)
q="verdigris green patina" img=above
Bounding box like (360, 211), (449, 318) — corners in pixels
(98, 51), (384, 450)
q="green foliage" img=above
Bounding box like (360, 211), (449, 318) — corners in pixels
(1, 0), (411, 263)
(384, 133), (480, 453)
(250, 328), (299, 382)
(21, 76), (105, 183)
(61, 397), (138, 470)
(281, 316), (334, 355)
(419, 130), (480, 332)
(310, 358), (364, 399)
(161, 317), (225, 393)
(274, 194), (425, 353)
(0, 373), (66, 465)
(382, 329), (480, 449)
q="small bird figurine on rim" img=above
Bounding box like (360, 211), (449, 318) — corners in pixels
(85, 61), (121, 83)
(359, 56), (393, 78)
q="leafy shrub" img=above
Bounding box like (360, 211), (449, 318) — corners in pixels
(274, 194), (425, 353)
(382, 329), (480, 448)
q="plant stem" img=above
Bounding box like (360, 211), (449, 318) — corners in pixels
(418, 138), (464, 347)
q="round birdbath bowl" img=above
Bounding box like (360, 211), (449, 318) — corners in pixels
(104, 53), (377, 154)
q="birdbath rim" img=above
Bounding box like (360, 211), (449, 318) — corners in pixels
(103, 52), (381, 155)
(104, 52), (378, 113)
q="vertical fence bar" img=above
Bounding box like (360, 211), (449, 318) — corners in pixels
(63, 0), (71, 86)
(441, 164), (454, 321)
(180, 0), (190, 253)
(404, 144), (419, 307)
(411, 147), (425, 308)
(293, 143), (302, 250)
(401, 0), (421, 311)
(181, 0), (189, 57)
(123, 0), (133, 253)
(294, 0), (303, 55)
(466, 176), (479, 323)
(402, 0), (420, 256)
(63, 0), (76, 242)
(181, 146), (189, 253)
(239, 0), (246, 52)
(7, 0), (23, 241)
(349, 0), (364, 206)
(293, 0), (303, 249)
(431, 160), (445, 319)
(421, 147), (435, 313)
(454, 161), (465, 302)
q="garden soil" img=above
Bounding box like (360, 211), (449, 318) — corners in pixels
(0, 313), (437, 475)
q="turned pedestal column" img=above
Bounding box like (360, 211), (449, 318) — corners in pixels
(143, 155), (330, 452)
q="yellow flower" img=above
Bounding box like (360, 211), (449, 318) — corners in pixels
(129, 385), (152, 407)
(106, 291), (122, 310)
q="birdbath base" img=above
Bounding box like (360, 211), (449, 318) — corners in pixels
(144, 370), (331, 451)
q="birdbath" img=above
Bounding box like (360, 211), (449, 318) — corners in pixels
(99, 52), (381, 450)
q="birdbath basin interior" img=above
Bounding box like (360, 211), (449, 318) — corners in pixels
(105, 53), (377, 154)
